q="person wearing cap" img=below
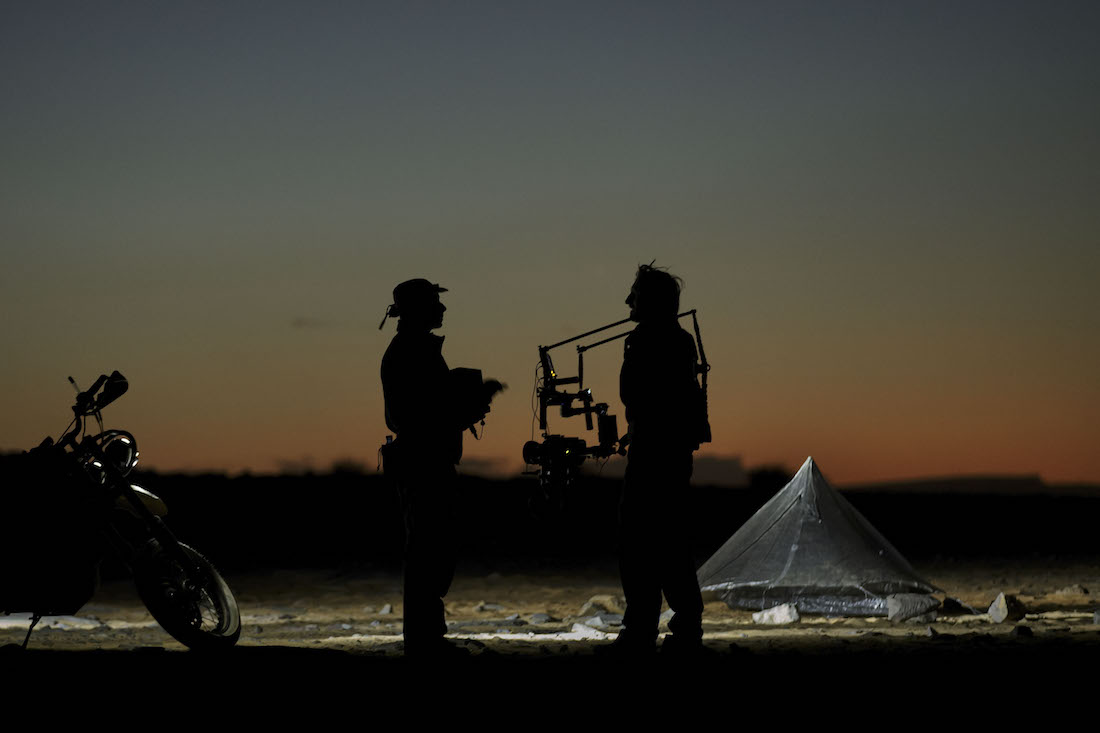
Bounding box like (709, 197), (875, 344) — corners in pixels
(379, 278), (503, 657)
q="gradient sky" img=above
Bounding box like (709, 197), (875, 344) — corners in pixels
(2, 1), (1098, 483)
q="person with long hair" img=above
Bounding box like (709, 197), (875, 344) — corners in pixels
(608, 263), (707, 656)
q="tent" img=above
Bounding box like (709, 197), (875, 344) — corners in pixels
(697, 456), (937, 616)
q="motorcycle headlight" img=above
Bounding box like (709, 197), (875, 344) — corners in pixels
(103, 433), (140, 476)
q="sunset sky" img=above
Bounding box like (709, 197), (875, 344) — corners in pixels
(2, 1), (1097, 484)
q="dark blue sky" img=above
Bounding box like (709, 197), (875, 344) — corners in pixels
(3, 1), (1098, 480)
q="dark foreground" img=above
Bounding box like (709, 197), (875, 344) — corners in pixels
(4, 633), (1098, 715)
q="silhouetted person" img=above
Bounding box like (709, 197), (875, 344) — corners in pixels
(379, 279), (502, 657)
(611, 264), (706, 655)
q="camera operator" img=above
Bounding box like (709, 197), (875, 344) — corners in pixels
(610, 263), (707, 656)
(379, 278), (503, 657)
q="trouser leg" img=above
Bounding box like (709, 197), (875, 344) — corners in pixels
(399, 465), (456, 642)
(620, 452), (701, 641)
(618, 504), (663, 642)
(662, 456), (703, 638)
(661, 542), (703, 639)
(618, 458), (665, 642)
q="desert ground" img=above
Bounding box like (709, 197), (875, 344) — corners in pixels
(4, 558), (1099, 675)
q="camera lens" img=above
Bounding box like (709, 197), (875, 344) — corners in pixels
(522, 440), (542, 465)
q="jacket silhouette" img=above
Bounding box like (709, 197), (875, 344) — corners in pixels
(620, 320), (703, 455)
(382, 330), (466, 466)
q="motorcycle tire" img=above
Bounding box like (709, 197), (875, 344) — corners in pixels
(133, 541), (241, 651)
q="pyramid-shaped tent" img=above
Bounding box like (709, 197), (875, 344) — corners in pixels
(697, 456), (936, 616)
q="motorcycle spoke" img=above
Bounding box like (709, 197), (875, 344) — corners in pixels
(198, 594), (221, 630)
(136, 541), (240, 647)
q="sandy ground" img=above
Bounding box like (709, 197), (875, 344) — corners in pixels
(6, 560), (1096, 719)
(4, 559), (1100, 666)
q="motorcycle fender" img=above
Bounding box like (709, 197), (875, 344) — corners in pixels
(116, 483), (168, 517)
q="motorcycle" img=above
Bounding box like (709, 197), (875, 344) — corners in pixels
(1, 371), (240, 650)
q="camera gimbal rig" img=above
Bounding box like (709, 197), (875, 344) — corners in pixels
(523, 309), (710, 491)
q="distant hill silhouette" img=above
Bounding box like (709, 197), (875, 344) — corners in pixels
(577, 454), (1100, 496)
(841, 475), (1100, 497)
(583, 454), (751, 487)
(5, 448), (1095, 496)
(0, 460), (1075, 574)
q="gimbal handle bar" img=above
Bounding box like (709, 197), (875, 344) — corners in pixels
(540, 317), (633, 353)
(537, 309), (705, 434)
(575, 310), (697, 354)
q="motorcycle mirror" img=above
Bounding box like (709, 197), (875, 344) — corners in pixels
(96, 370), (129, 410)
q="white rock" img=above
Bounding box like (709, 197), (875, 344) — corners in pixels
(988, 593), (1026, 623)
(568, 623), (610, 639)
(752, 604), (800, 625)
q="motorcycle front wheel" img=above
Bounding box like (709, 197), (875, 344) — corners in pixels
(133, 541), (241, 650)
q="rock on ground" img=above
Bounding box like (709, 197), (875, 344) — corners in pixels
(988, 593), (1027, 623)
(579, 595), (626, 616)
(887, 594), (941, 622)
(582, 613), (624, 630)
(1053, 584), (1089, 596)
(753, 604), (800, 625)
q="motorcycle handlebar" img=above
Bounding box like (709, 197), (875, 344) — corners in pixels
(72, 371), (128, 415)
(75, 373), (109, 412)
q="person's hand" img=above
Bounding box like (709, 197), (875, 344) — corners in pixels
(617, 424), (633, 455)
